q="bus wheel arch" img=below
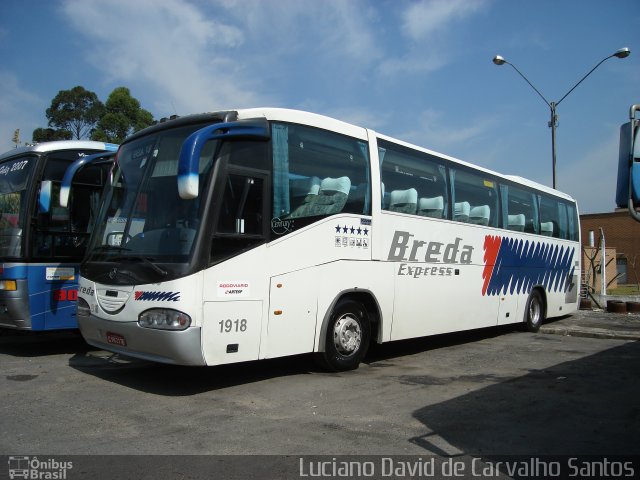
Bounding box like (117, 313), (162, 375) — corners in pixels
(316, 290), (380, 371)
(523, 287), (546, 332)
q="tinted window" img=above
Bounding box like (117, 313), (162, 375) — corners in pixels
(379, 139), (449, 218)
(538, 194), (562, 238)
(501, 184), (539, 234)
(451, 169), (499, 227)
(271, 123), (370, 234)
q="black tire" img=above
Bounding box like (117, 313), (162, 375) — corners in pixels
(316, 300), (370, 372)
(524, 289), (545, 332)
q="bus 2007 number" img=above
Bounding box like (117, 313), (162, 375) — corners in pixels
(219, 319), (247, 333)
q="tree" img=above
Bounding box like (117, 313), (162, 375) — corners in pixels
(91, 87), (154, 143)
(45, 86), (105, 140)
(32, 127), (72, 143)
(12, 129), (20, 148)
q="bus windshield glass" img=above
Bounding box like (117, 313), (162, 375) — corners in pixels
(85, 124), (216, 266)
(0, 156), (34, 257)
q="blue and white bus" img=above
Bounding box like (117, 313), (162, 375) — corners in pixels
(0, 141), (117, 330)
(75, 109), (580, 370)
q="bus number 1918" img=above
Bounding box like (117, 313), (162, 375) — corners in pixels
(219, 319), (247, 333)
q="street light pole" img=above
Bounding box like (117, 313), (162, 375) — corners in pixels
(550, 102), (557, 189)
(492, 47), (630, 189)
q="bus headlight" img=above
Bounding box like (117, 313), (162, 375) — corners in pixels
(0, 280), (17, 291)
(77, 297), (91, 318)
(138, 309), (191, 331)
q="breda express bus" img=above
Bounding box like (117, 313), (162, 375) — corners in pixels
(74, 108), (580, 370)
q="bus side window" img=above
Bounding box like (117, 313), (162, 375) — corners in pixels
(566, 203), (580, 241)
(271, 123), (370, 234)
(217, 174), (264, 235)
(378, 139), (449, 218)
(450, 169), (498, 227)
(539, 194), (562, 238)
(501, 184), (538, 234)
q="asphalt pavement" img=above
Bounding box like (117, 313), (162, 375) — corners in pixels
(541, 303), (640, 340)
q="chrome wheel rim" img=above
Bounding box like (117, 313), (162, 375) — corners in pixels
(529, 297), (541, 326)
(333, 314), (362, 356)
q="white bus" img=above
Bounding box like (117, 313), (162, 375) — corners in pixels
(74, 108), (580, 370)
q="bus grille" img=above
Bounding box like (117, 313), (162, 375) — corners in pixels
(97, 289), (130, 313)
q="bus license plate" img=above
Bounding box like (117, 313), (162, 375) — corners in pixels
(106, 332), (127, 347)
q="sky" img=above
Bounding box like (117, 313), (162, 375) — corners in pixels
(0, 0), (638, 214)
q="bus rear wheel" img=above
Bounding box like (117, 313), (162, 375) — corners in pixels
(524, 289), (545, 332)
(317, 300), (370, 372)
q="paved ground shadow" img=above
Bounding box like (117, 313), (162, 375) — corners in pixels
(0, 329), (94, 357)
(410, 341), (640, 456)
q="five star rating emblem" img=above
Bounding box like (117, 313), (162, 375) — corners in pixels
(334, 224), (369, 249)
(335, 224), (369, 236)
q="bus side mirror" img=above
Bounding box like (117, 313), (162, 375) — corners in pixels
(616, 121), (632, 208)
(38, 180), (52, 213)
(616, 105), (640, 222)
(178, 118), (270, 200)
(60, 151), (117, 207)
(633, 128), (640, 204)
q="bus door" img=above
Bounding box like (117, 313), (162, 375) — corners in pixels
(202, 165), (269, 365)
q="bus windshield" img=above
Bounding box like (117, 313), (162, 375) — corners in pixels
(0, 156), (34, 257)
(85, 124), (216, 272)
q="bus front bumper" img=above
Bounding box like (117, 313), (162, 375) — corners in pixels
(78, 314), (205, 366)
(0, 282), (31, 329)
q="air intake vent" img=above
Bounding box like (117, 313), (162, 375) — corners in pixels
(97, 288), (131, 313)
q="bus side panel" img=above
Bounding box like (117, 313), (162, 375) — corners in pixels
(314, 260), (395, 348)
(201, 300), (262, 365)
(379, 213), (501, 340)
(27, 265), (78, 330)
(390, 261), (501, 340)
(264, 269), (318, 359)
(488, 239), (580, 322)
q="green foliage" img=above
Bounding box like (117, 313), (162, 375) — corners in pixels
(45, 86), (105, 140)
(34, 86), (155, 144)
(32, 127), (73, 142)
(90, 87), (154, 143)
(0, 192), (20, 228)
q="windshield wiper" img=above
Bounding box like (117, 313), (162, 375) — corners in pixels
(91, 245), (131, 252)
(82, 245), (131, 266)
(111, 255), (168, 277)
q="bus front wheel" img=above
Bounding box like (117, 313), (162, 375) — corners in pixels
(524, 289), (545, 332)
(317, 300), (370, 372)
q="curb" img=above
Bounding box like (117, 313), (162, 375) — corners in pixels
(540, 325), (640, 341)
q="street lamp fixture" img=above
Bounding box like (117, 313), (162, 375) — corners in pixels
(492, 48), (631, 189)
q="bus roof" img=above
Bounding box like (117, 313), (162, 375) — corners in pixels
(0, 140), (118, 162)
(234, 108), (577, 203)
(121, 107), (577, 204)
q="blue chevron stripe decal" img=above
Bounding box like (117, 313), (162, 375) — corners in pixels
(482, 235), (576, 297)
